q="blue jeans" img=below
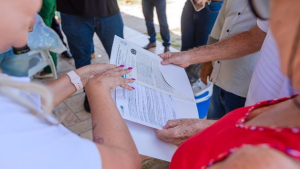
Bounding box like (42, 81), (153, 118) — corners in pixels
(0, 49), (35, 77)
(207, 85), (246, 120)
(181, 0), (223, 51)
(61, 13), (124, 69)
(142, 0), (170, 47)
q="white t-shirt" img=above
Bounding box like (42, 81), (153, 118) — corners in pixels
(245, 20), (297, 106)
(0, 76), (102, 169)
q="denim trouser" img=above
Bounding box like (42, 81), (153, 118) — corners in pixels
(181, 0), (223, 51)
(142, 0), (170, 47)
(207, 85), (246, 120)
(0, 49), (34, 77)
(182, 0), (223, 82)
(61, 12), (124, 69)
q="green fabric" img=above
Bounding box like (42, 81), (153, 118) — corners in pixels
(39, 0), (56, 27)
(44, 52), (57, 73)
(39, 0), (57, 73)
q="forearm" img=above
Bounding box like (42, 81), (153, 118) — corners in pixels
(86, 86), (138, 157)
(189, 25), (266, 64)
(195, 119), (217, 132)
(45, 67), (89, 107)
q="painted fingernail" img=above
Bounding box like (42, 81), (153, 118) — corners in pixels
(119, 65), (125, 67)
(127, 67), (133, 70)
(131, 78), (136, 80)
(132, 87), (135, 90)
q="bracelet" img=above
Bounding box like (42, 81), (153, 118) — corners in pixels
(12, 44), (31, 55)
(66, 71), (83, 91)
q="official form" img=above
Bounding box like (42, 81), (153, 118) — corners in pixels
(110, 36), (198, 161)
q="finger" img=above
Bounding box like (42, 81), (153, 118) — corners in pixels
(156, 129), (170, 141)
(163, 119), (180, 129)
(111, 66), (124, 72)
(108, 68), (132, 77)
(117, 68), (132, 77)
(156, 129), (182, 145)
(159, 52), (171, 59)
(124, 78), (136, 84)
(120, 81), (134, 91)
(161, 57), (174, 65)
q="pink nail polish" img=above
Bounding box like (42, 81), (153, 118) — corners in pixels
(132, 87), (135, 90)
(128, 67), (133, 70)
(119, 65), (125, 67)
(131, 78), (136, 80)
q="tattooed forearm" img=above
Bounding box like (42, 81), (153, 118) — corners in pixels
(92, 124), (104, 144)
(93, 137), (104, 144)
(92, 124), (97, 131)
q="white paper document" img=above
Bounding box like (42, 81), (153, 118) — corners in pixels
(110, 36), (198, 161)
(112, 36), (194, 102)
(116, 83), (177, 129)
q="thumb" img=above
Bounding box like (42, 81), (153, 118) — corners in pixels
(161, 57), (174, 65)
(163, 120), (180, 129)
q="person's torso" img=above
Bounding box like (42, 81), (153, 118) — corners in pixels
(245, 31), (298, 106)
(57, 0), (119, 17)
(0, 76), (101, 169)
(210, 0), (259, 97)
(170, 97), (300, 169)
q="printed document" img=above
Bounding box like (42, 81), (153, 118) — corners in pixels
(110, 35), (198, 161)
(116, 83), (177, 129)
(112, 36), (194, 101)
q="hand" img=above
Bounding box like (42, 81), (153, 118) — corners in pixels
(77, 63), (119, 87)
(200, 62), (213, 85)
(85, 66), (135, 93)
(156, 119), (210, 146)
(159, 51), (192, 68)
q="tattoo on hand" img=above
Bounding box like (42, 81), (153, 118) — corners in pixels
(93, 137), (104, 144)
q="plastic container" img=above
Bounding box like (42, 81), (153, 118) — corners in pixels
(192, 79), (213, 119)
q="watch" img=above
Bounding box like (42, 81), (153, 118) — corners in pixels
(66, 71), (83, 91)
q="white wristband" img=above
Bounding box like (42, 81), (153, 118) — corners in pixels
(66, 71), (83, 91)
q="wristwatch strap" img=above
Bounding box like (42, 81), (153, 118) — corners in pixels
(66, 71), (83, 91)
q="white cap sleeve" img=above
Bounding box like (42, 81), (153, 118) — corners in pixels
(257, 19), (269, 33)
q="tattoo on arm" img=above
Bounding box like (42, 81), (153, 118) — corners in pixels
(93, 137), (104, 144)
(92, 124), (104, 144)
(92, 124), (97, 131)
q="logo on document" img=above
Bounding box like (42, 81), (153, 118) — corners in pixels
(131, 49), (137, 55)
(120, 105), (125, 115)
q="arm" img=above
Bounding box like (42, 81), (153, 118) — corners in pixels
(156, 119), (216, 146)
(85, 67), (140, 169)
(160, 25), (267, 67)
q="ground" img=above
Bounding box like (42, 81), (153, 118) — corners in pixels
(38, 1), (186, 168)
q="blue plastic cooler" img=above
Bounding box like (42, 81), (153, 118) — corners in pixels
(192, 80), (213, 119)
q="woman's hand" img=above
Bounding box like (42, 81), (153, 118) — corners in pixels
(76, 63), (118, 87)
(85, 66), (135, 93)
(156, 119), (216, 146)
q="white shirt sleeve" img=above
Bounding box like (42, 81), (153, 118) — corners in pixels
(257, 19), (269, 33)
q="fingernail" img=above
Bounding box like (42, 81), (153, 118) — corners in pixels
(119, 65), (125, 67)
(132, 87), (135, 90)
(127, 67), (133, 70)
(131, 78), (136, 80)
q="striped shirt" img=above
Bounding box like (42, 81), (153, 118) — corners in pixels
(245, 20), (297, 106)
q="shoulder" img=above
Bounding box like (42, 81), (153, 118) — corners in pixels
(218, 145), (300, 169)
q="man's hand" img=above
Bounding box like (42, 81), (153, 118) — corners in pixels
(159, 51), (192, 68)
(200, 62), (213, 85)
(156, 119), (215, 146)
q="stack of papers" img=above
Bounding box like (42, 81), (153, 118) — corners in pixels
(110, 36), (198, 161)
